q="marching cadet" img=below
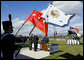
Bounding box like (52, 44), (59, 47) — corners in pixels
(74, 35), (77, 45)
(72, 35), (77, 45)
(76, 33), (81, 45)
(72, 35), (75, 45)
(77, 37), (80, 45)
(33, 34), (39, 51)
(67, 36), (71, 44)
(1, 14), (24, 59)
(70, 36), (72, 45)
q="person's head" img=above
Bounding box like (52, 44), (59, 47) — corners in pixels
(2, 21), (13, 33)
(31, 34), (33, 36)
(34, 34), (37, 36)
(27, 35), (29, 37)
(7, 26), (13, 33)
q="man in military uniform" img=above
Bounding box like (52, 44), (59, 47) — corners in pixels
(33, 34), (39, 51)
(1, 14), (23, 59)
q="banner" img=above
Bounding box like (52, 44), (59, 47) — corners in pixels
(25, 10), (48, 36)
(42, 5), (75, 27)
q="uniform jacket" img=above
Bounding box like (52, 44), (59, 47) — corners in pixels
(1, 32), (23, 51)
(33, 36), (39, 43)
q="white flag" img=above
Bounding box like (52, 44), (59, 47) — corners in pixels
(42, 5), (74, 26)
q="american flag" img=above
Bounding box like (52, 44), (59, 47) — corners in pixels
(70, 27), (79, 33)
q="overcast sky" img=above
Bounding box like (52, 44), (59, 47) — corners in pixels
(1, 1), (83, 36)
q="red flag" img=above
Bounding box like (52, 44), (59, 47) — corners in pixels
(25, 10), (48, 36)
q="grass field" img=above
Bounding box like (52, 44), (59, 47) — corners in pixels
(17, 39), (83, 59)
(41, 40), (83, 59)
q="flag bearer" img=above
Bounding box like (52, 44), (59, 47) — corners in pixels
(1, 14), (23, 59)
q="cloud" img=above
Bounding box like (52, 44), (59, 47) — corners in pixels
(12, 18), (34, 35)
(42, 1), (83, 15)
(52, 1), (83, 15)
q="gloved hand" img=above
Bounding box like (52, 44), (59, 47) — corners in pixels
(17, 35), (23, 41)
(18, 35), (23, 38)
(23, 38), (27, 43)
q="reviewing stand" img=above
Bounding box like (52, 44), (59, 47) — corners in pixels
(41, 40), (49, 51)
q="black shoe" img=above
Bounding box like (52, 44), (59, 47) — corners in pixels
(29, 49), (32, 50)
(34, 50), (37, 51)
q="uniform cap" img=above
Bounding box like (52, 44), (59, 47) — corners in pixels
(2, 21), (13, 30)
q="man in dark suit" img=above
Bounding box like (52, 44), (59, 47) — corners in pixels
(33, 34), (39, 51)
(29, 34), (34, 50)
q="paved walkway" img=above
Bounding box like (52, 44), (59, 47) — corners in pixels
(15, 47), (50, 59)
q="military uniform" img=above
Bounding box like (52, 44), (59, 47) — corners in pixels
(1, 14), (23, 59)
(33, 35), (39, 51)
(76, 37), (80, 45)
(1, 33), (23, 59)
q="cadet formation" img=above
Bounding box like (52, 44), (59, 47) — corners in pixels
(67, 35), (80, 45)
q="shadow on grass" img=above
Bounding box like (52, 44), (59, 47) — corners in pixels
(60, 53), (83, 59)
(16, 54), (35, 59)
(80, 43), (83, 45)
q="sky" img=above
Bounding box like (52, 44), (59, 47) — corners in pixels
(1, 1), (83, 36)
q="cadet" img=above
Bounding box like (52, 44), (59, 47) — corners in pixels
(77, 37), (80, 45)
(33, 34), (39, 51)
(1, 14), (23, 59)
(67, 36), (70, 44)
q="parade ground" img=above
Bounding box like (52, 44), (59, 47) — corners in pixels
(15, 39), (83, 59)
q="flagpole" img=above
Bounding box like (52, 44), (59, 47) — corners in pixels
(28, 18), (41, 35)
(15, 21), (25, 36)
(15, 18), (41, 57)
